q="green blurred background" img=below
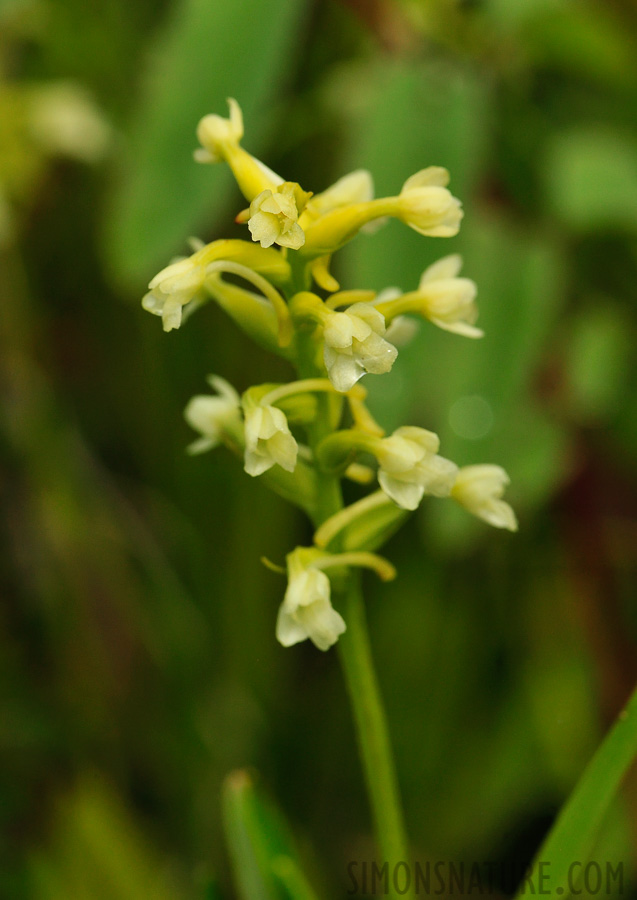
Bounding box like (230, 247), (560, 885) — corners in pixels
(1, 0), (637, 896)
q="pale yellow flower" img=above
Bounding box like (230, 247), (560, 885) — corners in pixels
(247, 182), (308, 250)
(276, 550), (346, 651)
(323, 304), (397, 392)
(243, 403), (298, 476)
(415, 254), (482, 337)
(183, 376), (242, 454)
(194, 97), (244, 163)
(451, 465), (518, 531)
(142, 254), (207, 332)
(397, 167), (463, 237)
(376, 426), (458, 510)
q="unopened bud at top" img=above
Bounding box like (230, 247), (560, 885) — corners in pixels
(195, 97), (244, 163)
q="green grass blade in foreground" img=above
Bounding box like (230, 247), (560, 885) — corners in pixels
(516, 683), (637, 899)
(222, 770), (321, 900)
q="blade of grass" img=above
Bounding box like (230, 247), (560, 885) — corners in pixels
(222, 770), (322, 900)
(516, 684), (637, 898)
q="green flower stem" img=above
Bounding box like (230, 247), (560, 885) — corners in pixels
(307, 387), (412, 898)
(337, 574), (412, 896)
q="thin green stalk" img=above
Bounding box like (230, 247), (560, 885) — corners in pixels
(295, 308), (411, 893)
(337, 574), (412, 895)
(307, 400), (411, 897)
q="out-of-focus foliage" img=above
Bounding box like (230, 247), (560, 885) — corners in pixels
(1, 0), (636, 897)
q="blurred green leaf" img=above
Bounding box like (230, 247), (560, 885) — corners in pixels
(545, 129), (637, 232)
(104, 0), (309, 288)
(29, 775), (190, 900)
(339, 56), (490, 291)
(522, 5), (637, 87)
(222, 770), (320, 900)
(563, 303), (633, 425)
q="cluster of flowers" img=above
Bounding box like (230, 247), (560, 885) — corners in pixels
(143, 99), (517, 653)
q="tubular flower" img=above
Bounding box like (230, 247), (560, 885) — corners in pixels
(396, 167), (463, 237)
(276, 550), (346, 652)
(247, 182), (310, 250)
(184, 376), (242, 454)
(376, 426), (458, 510)
(243, 402), (298, 477)
(323, 303), (398, 393)
(142, 254), (207, 332)
(451, 465), (518, 531)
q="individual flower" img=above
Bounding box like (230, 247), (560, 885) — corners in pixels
(276, 550), (346, 651)
(413, 255), (481, 337)
(376, 426), (458, 510)
(142, 253), (207, 332)
(247, 182), (309, 250)
(183, 376), (242, 454)
(451, 465), (518, 531)
(194, 97), (244, 163)
(397, 167), (463, 237)
(243, 402), (298, 477)
(299, 167), (462, 257)
(323, 303), (398, 393)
